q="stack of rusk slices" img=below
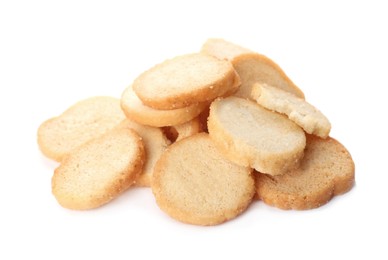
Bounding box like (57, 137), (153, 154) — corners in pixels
(38, 39), (355, 226)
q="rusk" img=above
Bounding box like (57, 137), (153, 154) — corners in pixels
(133, 53), (240, 110)
(152, 133), (254, 226)
(208, 97), (306, 175)
(121, 86), (208, 127)
(251, 83), (331, 138)
(255, 135), (355, 210)
(201, 39), (304, 99)
(52, 128), (145, 210)
(38, 96), (126, 162)
(232, 53), (304, 99)
(201, 38), (253, 62)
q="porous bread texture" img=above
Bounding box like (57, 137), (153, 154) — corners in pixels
(208, 97), (306, 175)
(52, 128), (145, 210)
(251, 83), (331, 138)
(132, 53), (240, 110)
(37, 96), (126, 162)
(201, 39), (304, 100)
(121, 85), (208, 127)
(152, 133), (255, 226)
(163, 117), (202, 143)
(255, 135), (355, 210)
(115, 119), (170, 187)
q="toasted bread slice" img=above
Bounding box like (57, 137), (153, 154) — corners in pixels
(152, 133), (254, 226)
(116, 119), (170, 187)
(232, 53), (304, 99)
(38, 96), (126, 162)
(208, 97), (306, 175)
(201, 39), (304, 99)
(251, 83), (331, 138)
(121, 85), (208, 127)
(52, 128), (145, 210)
(133, 53), (240, 110)
(255, 135), (355, 210)
(201, 38), (253, 62)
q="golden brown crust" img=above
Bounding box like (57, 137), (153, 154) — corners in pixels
(255, 135), (355, 210)
(132, 53), (239, 110)
(152, 133), (255, 226)
(52, 128), (145, 210)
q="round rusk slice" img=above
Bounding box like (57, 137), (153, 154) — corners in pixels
(255, 135), (355, 210)
(121, 85), (208, 127)
(133, 53), (239, 110)
(152, 133), (255, 226)
(52, 128), (145, 210)
(38, 96), (126, 162)
(200, 39), (304, 99)
(201, 38), (253, 64)
(232, 53), (305, 99)
(208, 97), (306, 175)
(251, 83), (331, 138)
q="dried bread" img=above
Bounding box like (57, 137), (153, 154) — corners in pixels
(232, 53), (304, 99)
(201, 38), (253, 62)
(201, 39), (304, 99)
(255, 135), (355, 210)
(121, 85), (208, 127)
(38, 96), (126, 162)
(208, 96), (306, 175)
(132, 53), (240, 110)
(152, 133), (255, 226)
(38, 38), (354, 220)
(251, 83), (331, 138)
(116, 119), (170, 187)
(52, 128), (145, 210)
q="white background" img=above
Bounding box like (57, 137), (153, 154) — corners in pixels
(1, 0), (387, 259)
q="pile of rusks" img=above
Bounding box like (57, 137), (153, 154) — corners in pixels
(38, 39), (355, 226)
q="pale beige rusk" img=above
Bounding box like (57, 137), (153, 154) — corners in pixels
(201, 38), (305, 99)
(121, 85), (208, 127)
(37, 96), (126, 162)
(132, 53), (240, 110)
(255, 135), (355, 210)
(52, 128), (145, 210)
(115, 119), (170, 187)
(251, 83), (331, 138)
(201, 38), (253, 62)
(152, 133), (255, 226)
(208, 97), (306, 175)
